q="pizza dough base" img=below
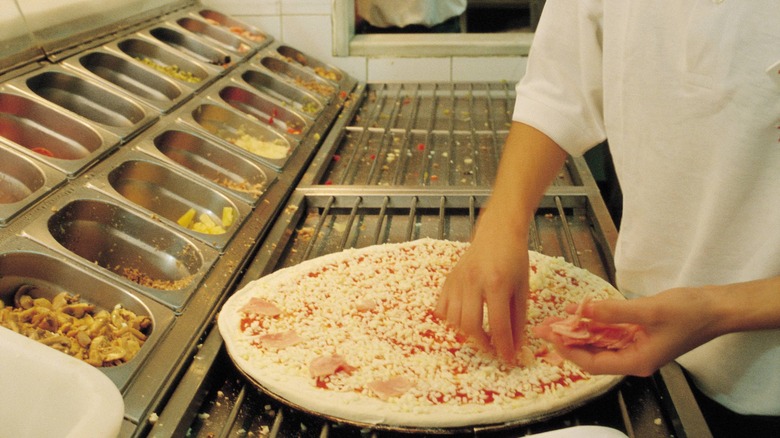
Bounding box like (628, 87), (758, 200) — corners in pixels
(219, 239), (624, 429)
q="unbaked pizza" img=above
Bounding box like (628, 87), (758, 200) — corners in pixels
(218, 238), (629, 429)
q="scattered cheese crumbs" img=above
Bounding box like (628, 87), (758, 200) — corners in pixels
(232, 239), (616, 415)
(148, 413), (159, 424)
(229, 129), (289, 159)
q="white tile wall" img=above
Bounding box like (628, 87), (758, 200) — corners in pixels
(367, 57), (451, 83)
(452, 56), (527, 83)
(202, 0), (526, 83)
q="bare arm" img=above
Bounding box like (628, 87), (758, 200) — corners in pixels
(543, 276), (780, 376)
(435, 121), (568, 362)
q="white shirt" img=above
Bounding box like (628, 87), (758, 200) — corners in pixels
(513, 0), (780, 415)
(356, 0), (466, 28)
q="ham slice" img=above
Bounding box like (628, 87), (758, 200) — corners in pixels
(256, 330), (303, 348)
(309, 354), (356, 378)
(534, 296), (640, 350)
(367, 376), (414, 400)
(240, 297), (281, 316)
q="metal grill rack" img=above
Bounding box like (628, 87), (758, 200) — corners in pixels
(149, 81), (711, 437)
(303, 82), (585, 190)
(152, 190), (707, 437)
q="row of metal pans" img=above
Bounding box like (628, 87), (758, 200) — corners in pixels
(0, 7), (349, 226)
(0, 5), (353, 405)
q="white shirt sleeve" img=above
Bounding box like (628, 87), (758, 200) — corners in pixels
(512, 0), (606, 157)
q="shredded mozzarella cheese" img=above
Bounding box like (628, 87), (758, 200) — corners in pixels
(232, 239), (618, 415)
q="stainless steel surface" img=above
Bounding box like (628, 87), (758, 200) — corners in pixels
(184, 102), (294, 170)
(112, 37), (215, 88)
(0, 143), (66, 225)
(216, 84), (310, 138)
(175, 16), (254, 56)
(258, 56), (338, 100)
(21, 67), (158, 132)
(276, 45), (345, 83)
(148, 25), (234, 69)
(89, 150), (252, 250)
(196, 8), (270, 46)
(237, 66), (325, 117)
(0, 236), (175, 391)
(134, 124), (279, 205)
(16, 0), (191, 60)
(0, 89), (121, 175)
(19, 187), (220, 311)
(63, 50), (187, 113)
(299, 82), (542, 188)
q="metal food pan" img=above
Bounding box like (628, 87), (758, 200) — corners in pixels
(215, 84), (309, 138)
(22, 188), (219, 311)
(237, 66), (324, 118)
(133, 124), (278, 205)
(0, 237), (175, 391)
(109, 37), (216, 90)
(13, 66), (158, 139)
(87, 149), (252, 250)
(195, 8), (271, 47)
(181, 102), (295, 170)
(0, 145), (66, 226)
(0, 89), (120, 176)
(61, 49), (188, 113)
(257, 56), (336, 100)
(276, 45), (344, 84)
(146, 25), (235, 70)
(175, 16), (254, 57)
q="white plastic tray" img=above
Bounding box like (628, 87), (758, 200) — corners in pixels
(0, 327), (124, 438)
(531, 426), (629, 437)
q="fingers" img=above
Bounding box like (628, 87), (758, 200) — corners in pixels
(436, 276), (491, 352)
(552, 342), (657, 377)
(485, 288), (516, 362)
(510, 290), (527, 352)
(460, 291), (491, 351)
(566, 298), (651, 326)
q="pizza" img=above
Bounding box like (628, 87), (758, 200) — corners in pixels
(218, 238), (628, 429)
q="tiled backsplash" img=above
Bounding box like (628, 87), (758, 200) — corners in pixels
(201, 0), (527, 83)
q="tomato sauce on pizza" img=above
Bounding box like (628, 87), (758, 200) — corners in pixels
(219, 239), (626, 428)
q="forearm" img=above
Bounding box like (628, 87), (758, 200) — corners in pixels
(710, 276), (780, 334)
(480, 122), (568, 236)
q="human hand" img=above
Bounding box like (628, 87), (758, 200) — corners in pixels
(539, 287), (723, 376)
(435, 211), (530, 363)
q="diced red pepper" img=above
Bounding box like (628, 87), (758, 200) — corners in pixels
(31, 147), (54, 157)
